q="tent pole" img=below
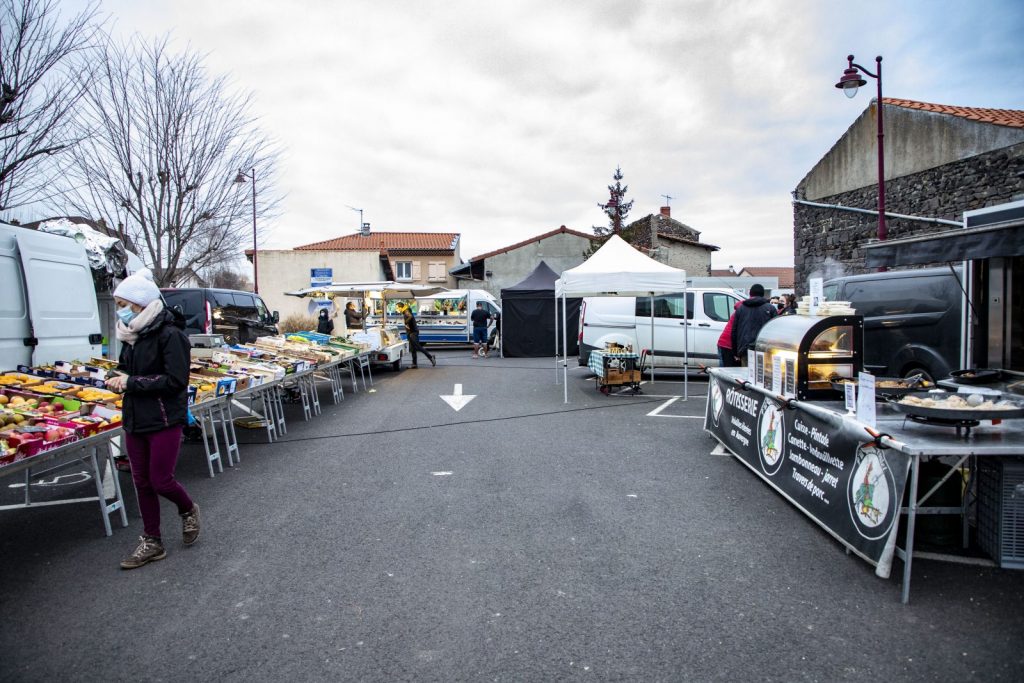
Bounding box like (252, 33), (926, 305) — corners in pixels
(683, 284), (689, 401)
(650, 295), (655, 385)
(554, 290), (559, 384)
(563, 293), (568, 403)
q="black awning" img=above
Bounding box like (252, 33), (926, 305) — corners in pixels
(864, 222), (1024, 267)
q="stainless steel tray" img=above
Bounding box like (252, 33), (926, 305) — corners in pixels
(887, 396), (1024, 421)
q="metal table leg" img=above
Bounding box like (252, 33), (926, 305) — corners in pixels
(217, 400), (240, 466)
(900, 454), (921, 604)
(197, 408), (224, 477)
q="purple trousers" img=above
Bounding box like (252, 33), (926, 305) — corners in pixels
(125, 425), (193, 539)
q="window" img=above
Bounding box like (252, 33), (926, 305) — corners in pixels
(427, 261), (447, 282)
(395, 261), (412, 280)
(635, 294), (688, 319)
(703, 292), (740, 322)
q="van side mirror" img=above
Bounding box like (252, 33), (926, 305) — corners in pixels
(272, 311), (280, 324)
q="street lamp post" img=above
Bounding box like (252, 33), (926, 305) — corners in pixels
(835, 54), (886, 242)
(235, 167), (258, 293)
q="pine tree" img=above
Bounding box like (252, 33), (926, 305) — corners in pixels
(596, 166), (633, 236)
(585, 166), (636, 258)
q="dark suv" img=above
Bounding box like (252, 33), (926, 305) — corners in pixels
(823, 267), (962, 381)
(161, 287), (279, 344)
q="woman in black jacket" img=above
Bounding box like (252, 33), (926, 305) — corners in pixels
(106, 274), (200, 569)
(316, 308), (335, 334)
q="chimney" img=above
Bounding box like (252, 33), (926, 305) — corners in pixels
(360, 222), (371, 237)
(660, 206), (671, 218)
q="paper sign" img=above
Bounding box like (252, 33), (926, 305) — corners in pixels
(771, 355), (783, 395)
(809, 278), (823, 316)
(755, 352), (765, 387)
(856, 372), (876, 427)
(747, 350), (755, 382)
(784, 358), (796, 398)
(844, 382), (856, 413)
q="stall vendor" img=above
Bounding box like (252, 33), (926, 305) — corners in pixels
(344, 301), (365, 329)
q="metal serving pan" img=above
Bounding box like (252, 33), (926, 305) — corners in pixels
(948, 368), (1001, 385)
(887, 395), (1024, 422)
(832, 377), (935, 398)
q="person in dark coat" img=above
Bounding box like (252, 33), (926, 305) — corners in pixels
(399, 302), (435, 368)
(779, 294), (798, 316)
(316, 308), (334, 334)
(730, 284), (778, 365)
(343, 301), (364, 329)
(106, 273), (199, 569)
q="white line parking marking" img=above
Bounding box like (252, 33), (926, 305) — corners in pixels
(647, 397), (679, 416)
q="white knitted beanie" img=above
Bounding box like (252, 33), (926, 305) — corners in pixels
(113, 274), (161, 306)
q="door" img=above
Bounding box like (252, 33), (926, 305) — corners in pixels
(633, 294), (689, 367)
(15, 228), (102, 365)
(690, 291), (741, 364)
(0, 228), (31, 368)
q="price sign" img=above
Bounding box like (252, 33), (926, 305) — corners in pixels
(771, 355), (783, 395)
(808, 278), (823, 316)
(856, 372), (876, 427)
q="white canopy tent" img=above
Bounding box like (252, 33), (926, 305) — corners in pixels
(554, 235), (688, 402)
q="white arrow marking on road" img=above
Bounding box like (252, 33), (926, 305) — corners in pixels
(440, 383), (476, 412)
(431, 471), (453, 476)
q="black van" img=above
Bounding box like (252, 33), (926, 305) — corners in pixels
(161, 287), (280, 344)
(823, 267), (962, 381)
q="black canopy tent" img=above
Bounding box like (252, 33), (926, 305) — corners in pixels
(500, 261), (581, 357)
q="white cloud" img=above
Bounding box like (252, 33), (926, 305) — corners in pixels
(73, 0), (1024, 272)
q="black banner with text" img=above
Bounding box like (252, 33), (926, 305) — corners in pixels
(705, 371), (910, 568)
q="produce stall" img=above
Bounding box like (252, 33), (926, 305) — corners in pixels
(285, 281), (445, 367)
(0, 370), (127, 535)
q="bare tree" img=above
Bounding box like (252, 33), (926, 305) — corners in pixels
(60, 35), (278, 286)
(207, 265), (250, 291)
(0, 0), (100, 210)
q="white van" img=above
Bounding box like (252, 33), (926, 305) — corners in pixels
(0, 222), (104, 369)
(578, 288), (742, 368)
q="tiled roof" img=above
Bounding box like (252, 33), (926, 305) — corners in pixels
(294, 231), (459, 252)
(739, 266), (794, 288)
(884, 98), (1024, 129)
(656, 231), (719, 251)
(710, 269), (737, 277)
(468, 226), (596, 262)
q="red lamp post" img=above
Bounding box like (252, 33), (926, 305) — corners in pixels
(835, 54), (886, 242)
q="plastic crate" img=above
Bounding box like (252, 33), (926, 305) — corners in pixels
(976, 457), (1024, 569)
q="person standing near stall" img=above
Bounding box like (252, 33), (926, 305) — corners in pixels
(470, 301), (491, 358)
(399, 302), (435, 368)
(106, 273), (200, 570)
(344, 301), (364, 329)
(731, 284), (778, 365)
(316, 308), (334, 334)
(716, 301), (742, 367)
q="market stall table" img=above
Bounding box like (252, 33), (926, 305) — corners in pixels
(188, 394), (238, 476)
(233, 378), (286, 442)
(705, 366), (1024, 603)
(0, 429), (128, 536)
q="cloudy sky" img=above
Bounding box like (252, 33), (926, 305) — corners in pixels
(77, 0), (1024, 269)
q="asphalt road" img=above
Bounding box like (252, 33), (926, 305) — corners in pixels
(1, 351), (1022, 682)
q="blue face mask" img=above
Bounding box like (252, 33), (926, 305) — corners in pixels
(117, 306), (136, 325)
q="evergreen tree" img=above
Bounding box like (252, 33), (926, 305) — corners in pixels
(596, 165), (633, 235)
(585, 165), (636, 258)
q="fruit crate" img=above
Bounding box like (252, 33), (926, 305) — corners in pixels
(976, 457), (1024, 569)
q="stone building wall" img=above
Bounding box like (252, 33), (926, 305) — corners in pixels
(793, 140), (1024, 293)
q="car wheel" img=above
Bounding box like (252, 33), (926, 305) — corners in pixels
(392, 359), (401, 371)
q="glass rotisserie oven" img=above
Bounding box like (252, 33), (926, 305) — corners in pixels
(754, 315), (864, 400)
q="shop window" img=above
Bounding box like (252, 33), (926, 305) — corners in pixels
(395, 261), (412, 280)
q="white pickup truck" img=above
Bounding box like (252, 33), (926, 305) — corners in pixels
(578, 288), (742, 369)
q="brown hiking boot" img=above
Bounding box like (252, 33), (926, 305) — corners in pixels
(181, 503), (200, 546)
(120, 535), (166, 570)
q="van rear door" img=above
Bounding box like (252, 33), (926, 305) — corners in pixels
(14, 228), (101, 365)
(0, 227), (32, 368)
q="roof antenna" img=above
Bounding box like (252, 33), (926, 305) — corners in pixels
(661, 194), (673, 206)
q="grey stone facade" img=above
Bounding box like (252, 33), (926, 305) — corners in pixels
(794, 140), (1024, 292)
